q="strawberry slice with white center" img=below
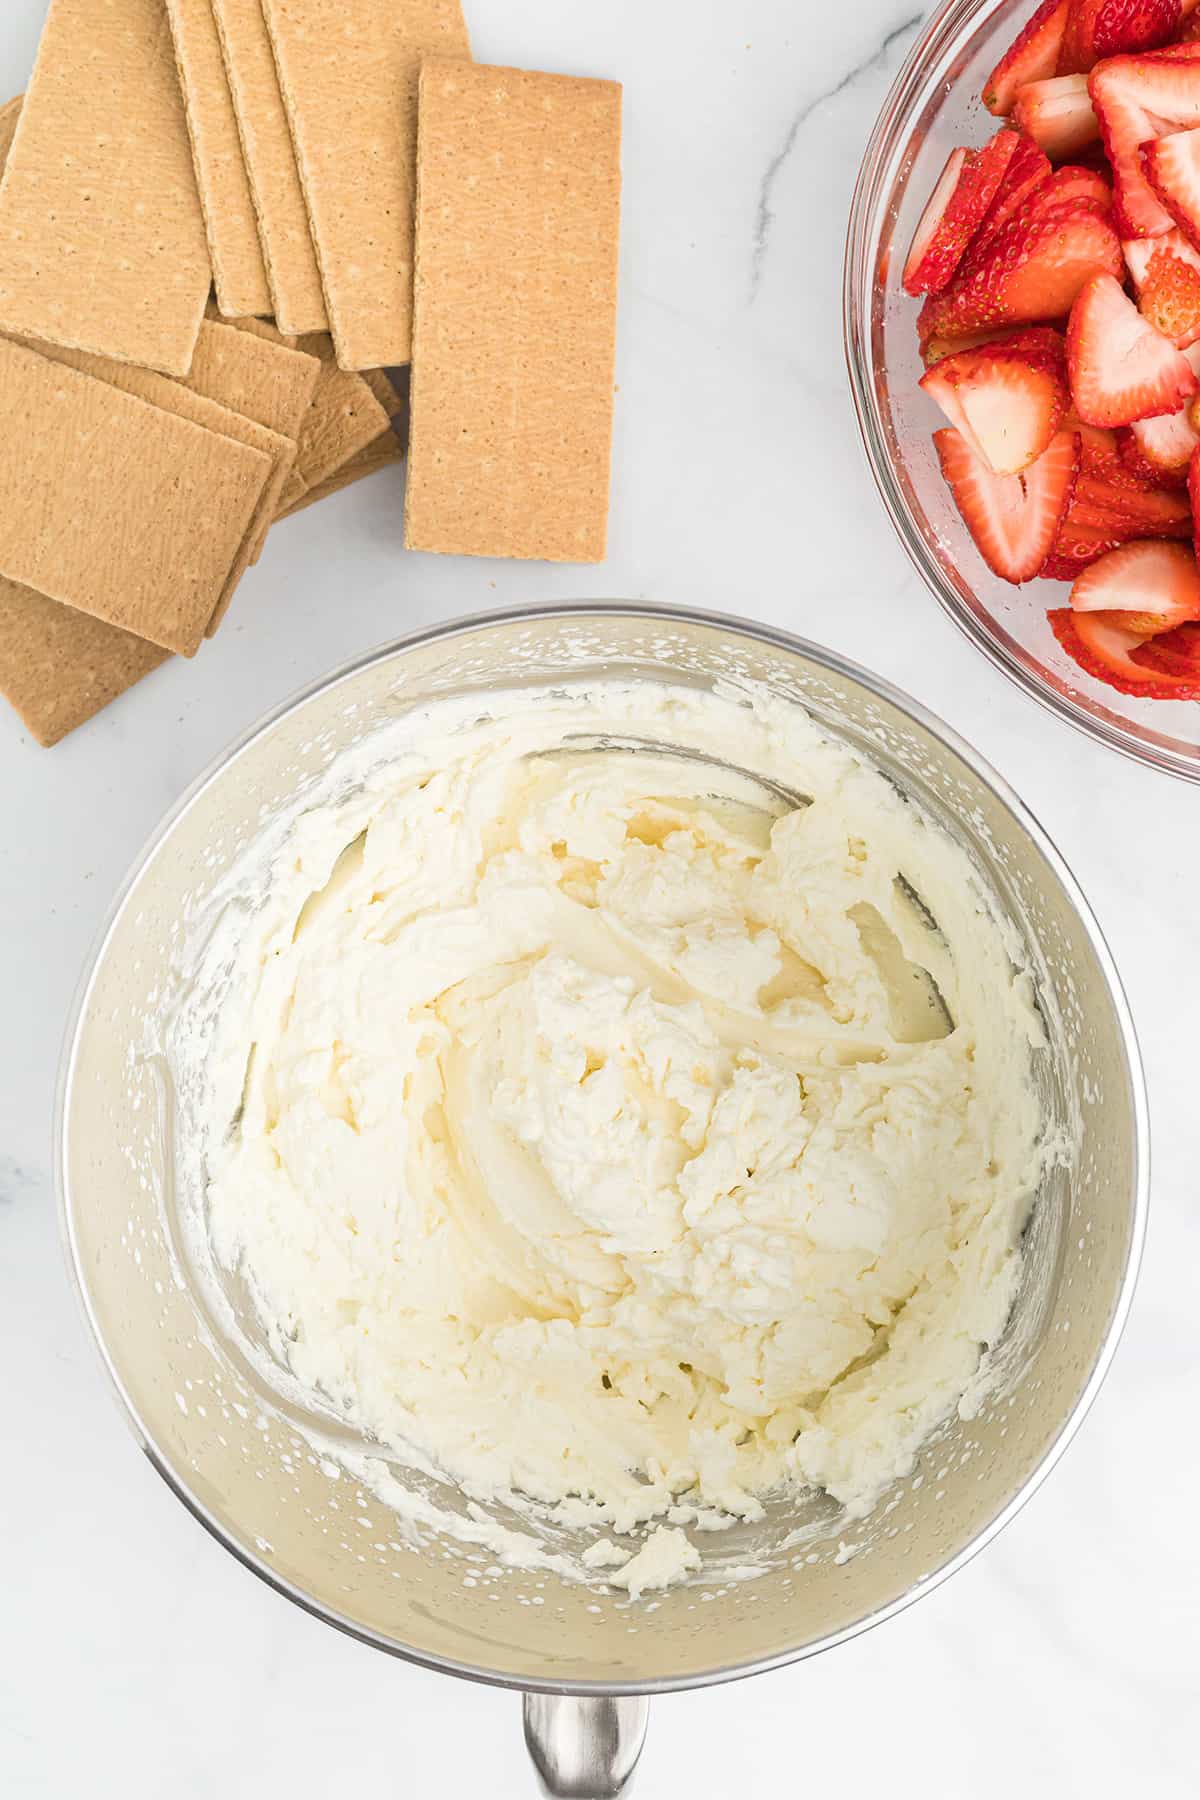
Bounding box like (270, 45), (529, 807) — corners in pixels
(1089, 47), (1200, 237)
(919, 204), (1122, 346)
(1141, 126), (1200, 240)
(1068, 536), (1200, 631)
(903, 133), (1022, 297)
(1129, 238), (1200, 344)
(935, 426), (1079, 581)
(1067, 271), (1198, 423)
(1012, 73), (1101, 156)
(1119, 406), (1200, 482)
(1048, 604), (1200, 693)
(984, 0), (1071, 115)
(1123, 225), (1200, 289)
(920, 333), (1068, 474)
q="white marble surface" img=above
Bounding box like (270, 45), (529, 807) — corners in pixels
(1, 0), (1197, 1793)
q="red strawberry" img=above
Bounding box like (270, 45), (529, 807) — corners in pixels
(1012, 73), (1101, 157)
(903, 134), (1023, 296)
(922, 325), (1035, 365)
(1188, 437), (1200, 555)
(1123, 226), (1200, 291)
(1069, 536), (1200, 631)
(922, 323), (1066, 366)
(918, 204), (1122, 346)
(1141, 127), (1200, 244)
(920, 333), (1068, 473)
(934, 426), (1079, 581)
(1070, 413), (1172, 486)
(1058, 0), (1180, 75)
(1041, 515), (1130, 575)
(1071, 466), (1193, 530)
(1066, 272), (1198, 424)
(1131, 618), (1200, 670)
(1129, 239), (1200, 346)
(1117, 408), (1200, 483)
(1089, 50), (1200, 237)
(1048, 604), (1200, 692)
(1027, 163), (1113, 214)
(985, 0), (1072, 115)
(969, 139), (1055, 258)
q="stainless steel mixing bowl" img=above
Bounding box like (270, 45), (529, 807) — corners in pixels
(57, 605), (1147, 1796)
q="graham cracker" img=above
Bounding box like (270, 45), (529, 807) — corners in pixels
(182, 316), (319, 438)
(166, 0), (273, 319)
(261, 0), (470, 370)
(362, 366), (404, 422)
(221, 318), (392, 497)
(0, 95), (21, 170)
(27, 337), (295, 612)
(211, 0), (328, 335)
(0, 103), (168, 748)
(278, 424), (403, 517)
(291, 331), (392, 490)
(213, 314), (310, 503)
(0, 575), (169, 747)
(405, 63), (622, 563)
(182, 316), (317, 520)
(0, 0), (212, 376)
(0, 337), (270, 656)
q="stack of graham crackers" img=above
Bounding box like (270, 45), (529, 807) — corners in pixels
(0, 0), (623, 748)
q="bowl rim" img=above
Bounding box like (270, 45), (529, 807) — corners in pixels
(843, 0), (1200, 785)
(55, 599), (1150, 1696)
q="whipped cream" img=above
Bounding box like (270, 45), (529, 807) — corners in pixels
(194, 677), (1048, 1587)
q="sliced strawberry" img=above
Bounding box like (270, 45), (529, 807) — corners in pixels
(1058, 0), (1180, 75)
(1131, 618), (1200, 670)
(922, 325), (1025, 365)
(1124, 226), (1200, 291)
(1067, 272), (1198, 424)
(918, 204), (1122, 346)
(1188, 438), (1200, 557)
(1069, 538), (1200, 632)
(922, 322), (1066, 366)
(1026, 162), (1113, 214)
(1042, 515), (1130, 575)
(1071, 466), (1193, 531)
(969, 140), (1055, 260)
(1071, 413), (1171, 486)
(1117, 408), (1200, 484)
(985, 0), (1072, 115)
(1089, 51), (1200, 238)
(1141, 127), (1200, 245)
(903, 134), (1022, 296)
(1012, 73), (1101, 157)
(935, 426), (1079, 581)
(919, 334), (1068, 474)
(1129, 239), (1200, 346)
(1048, 604), (1200, 692)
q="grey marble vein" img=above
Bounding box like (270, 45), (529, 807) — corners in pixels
(749, 8), (925, 300)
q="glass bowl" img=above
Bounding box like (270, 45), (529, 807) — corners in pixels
(844, 0), (1200, 782)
